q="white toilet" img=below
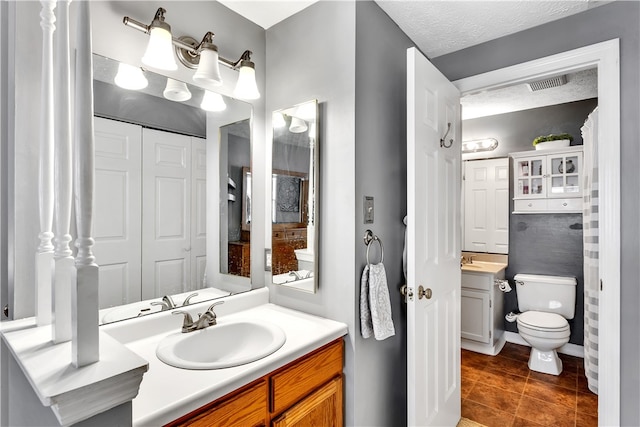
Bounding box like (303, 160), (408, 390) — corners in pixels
(514, 273), (576, 376)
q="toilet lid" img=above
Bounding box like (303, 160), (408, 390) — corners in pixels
(518, 311), (568, 330)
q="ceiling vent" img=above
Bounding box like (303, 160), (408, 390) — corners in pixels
(527, 75), (567, 92)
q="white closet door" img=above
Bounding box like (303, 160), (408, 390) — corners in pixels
(464, 158), (509, 254)
(92, 117), (142, 308)
(142, 128), (192, 300)
(191, 137), (207, 290)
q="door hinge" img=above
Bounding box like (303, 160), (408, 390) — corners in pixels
(489, 330), (492, 339)
(600, 279), (603, 291)
(489, 300), (492, 308)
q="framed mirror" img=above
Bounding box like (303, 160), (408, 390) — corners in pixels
(91, 54), (253, 324)
(270, 100), (319, 293)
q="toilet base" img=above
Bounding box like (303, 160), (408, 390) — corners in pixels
(528, 348), (563, 375)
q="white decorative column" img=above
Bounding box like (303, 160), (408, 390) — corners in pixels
(36, 0), (56, 327)
(52, 0), (73, 343)
(72, 0), (99, 367)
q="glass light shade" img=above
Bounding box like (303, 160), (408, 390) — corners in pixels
(273, 112), (286, 128)
(163, 78), (192, 102)
(200, 90), (227, 112)
(461, 138), (499, 153)
(142, 26), (177, 71)
(233, 64), (260, 100)
(193, 48), (223, 87)
(114, 63), (148, 90)
(289, 117), (308, 133)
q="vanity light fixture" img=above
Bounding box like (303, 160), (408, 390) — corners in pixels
(123, 7), (260, 100)
(289, 117), (308, 133)
(163, 78), (192, 102)
(201, 90), (227, 112)
(139, 8), (177, 71)
(461, 138), (499, 154)
(114, 62), (148, 90)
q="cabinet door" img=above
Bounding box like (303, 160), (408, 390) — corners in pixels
(272, 376), (343, 427)
(461, 289), (490, 343)
(513, 155), (546, 199)
(547, 152), (582, 198)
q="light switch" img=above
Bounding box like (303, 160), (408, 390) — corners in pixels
(265, 249), (272, 271)
(364, 196), (374, 224)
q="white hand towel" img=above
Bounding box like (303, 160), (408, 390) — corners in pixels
(360, 262), (395, 340)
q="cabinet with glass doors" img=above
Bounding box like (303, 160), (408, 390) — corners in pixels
(510, 146), (583, 213)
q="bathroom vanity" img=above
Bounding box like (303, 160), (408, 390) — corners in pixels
(101, 288), (347, 426)
(461, 258), (508, 356)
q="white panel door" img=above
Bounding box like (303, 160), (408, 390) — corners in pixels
(191, 137), (207, 290)
(463, 158), (509, 254)
(142, 128), (191, 299)
(92, 117), (142, 309)
(407, 47), (461, 426)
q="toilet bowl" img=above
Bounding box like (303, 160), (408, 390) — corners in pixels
(516, 310), (570, 375)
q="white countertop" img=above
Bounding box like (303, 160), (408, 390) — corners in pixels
(101, 288), (348, 426)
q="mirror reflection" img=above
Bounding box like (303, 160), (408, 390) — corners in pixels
(91, 54), (252, 324)
(271, 100), (319, 293)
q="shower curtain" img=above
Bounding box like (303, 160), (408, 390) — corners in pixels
(582, 107), (599, 394)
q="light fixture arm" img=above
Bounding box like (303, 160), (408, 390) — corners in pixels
(123, 8), (255, 71)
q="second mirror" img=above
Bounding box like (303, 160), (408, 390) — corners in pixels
(271, 100), (319, 293)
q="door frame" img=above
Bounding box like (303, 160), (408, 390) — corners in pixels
(453, 39), (620, 425)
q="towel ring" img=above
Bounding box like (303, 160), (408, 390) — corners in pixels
(364, 230), (384, 265)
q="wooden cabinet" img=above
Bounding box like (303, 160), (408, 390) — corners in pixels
(461, 269), (506, 355)
(167, 339), (344, 427)
(510, 146), (583, 213)
(272, 227), (307, 275)
(228, 241), (251, 277)
(272, 377), (343, 427)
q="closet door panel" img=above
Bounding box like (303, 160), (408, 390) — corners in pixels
(142, 128), (192, 300)
(93, 117), (142, 308)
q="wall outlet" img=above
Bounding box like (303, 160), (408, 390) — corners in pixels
(265, 249), (272, 271)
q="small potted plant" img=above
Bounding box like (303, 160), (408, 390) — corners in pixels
(532, 133), (573, 150)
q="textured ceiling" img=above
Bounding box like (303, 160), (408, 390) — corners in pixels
(462, 68), (598, 119)
(374, 0), (606, 58)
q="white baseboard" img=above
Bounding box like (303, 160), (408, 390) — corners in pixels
(503, 331), (585, 359)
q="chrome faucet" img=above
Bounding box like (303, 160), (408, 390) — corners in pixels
(460, 255), (476, 265)
(289, 270), (311, 280)
(181, 292), (199, 307)
(173, 301), (225, 333)
(150, 295), (176, 311)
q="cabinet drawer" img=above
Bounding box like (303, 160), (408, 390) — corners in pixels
(461, 272), (492, 291)
(547, 198), (581, 212)
(171, 380), (267, 427)
(271, 340), (343, 415)
(514, 198), (547, 212)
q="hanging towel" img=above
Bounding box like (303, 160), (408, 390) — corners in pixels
(360, 262), (396, 340)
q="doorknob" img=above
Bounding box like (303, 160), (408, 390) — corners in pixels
(400, 284), (414, 303)
(418, 285), (432, 300)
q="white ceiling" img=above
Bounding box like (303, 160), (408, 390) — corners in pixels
(219, 0), (603, 116)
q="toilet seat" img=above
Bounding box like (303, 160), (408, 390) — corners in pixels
(517, 311), (569, 339)
(517, 311), (569, 330)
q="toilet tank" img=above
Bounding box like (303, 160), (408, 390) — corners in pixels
(514, 274), (577, 319)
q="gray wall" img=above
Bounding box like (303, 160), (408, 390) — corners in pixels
(265, 2), (358, 425)
(464, 99), (598, 345)
(353, 1), (413, 426)
(433, 2), (640, 424)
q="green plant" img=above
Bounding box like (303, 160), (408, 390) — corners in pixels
(532, 133), (574, 146)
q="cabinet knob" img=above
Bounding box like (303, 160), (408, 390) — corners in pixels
(562, 202), (568, 207)
(528, 203), (533, 207)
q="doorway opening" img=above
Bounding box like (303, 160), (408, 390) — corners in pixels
(454, 39), (619, 426)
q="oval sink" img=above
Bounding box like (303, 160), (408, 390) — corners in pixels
(156, 320), (286, 370)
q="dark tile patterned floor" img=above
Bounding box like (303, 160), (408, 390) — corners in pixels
(461, 343), (598, 427)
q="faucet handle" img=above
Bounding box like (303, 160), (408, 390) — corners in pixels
(207, 301), (225, 314)
(172, 310), (194, 333)
(182, 292), (199, 307)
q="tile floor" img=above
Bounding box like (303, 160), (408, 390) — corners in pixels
(462, 343), (598, 427)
